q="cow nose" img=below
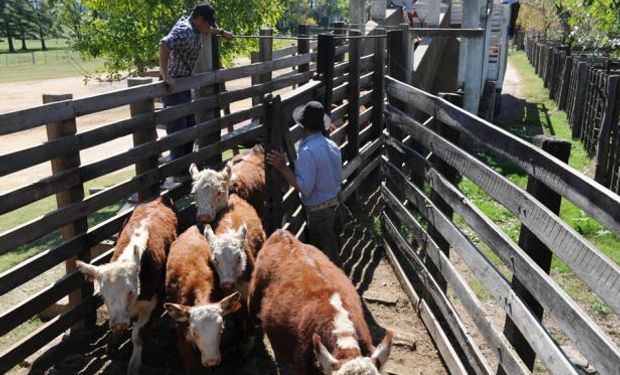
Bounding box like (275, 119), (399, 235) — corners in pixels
(203, 358), (220, 367)
(221, 282), (235, 291)
(110, 322), (129, 331)
(197, 214), (213, 223)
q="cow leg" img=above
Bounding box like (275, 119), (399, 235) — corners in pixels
(127, 297), (156, 375)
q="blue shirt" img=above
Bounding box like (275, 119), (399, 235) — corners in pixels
(161, 16), (201, 78)
(295, 134), (343, 206)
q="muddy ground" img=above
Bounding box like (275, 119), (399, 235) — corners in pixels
(11, 177), (446, 375)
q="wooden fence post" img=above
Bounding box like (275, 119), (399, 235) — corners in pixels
(297, 24), (310, 84)
(594, 75), (620, 186)
(251, 28), (273, 126)
(372, 29), (385, 138)
(558, 55), (573, 110)
(346, 29), (361, 204)
(571, 61), (588, 138)
(317, 33), (335, 116)
(128, 78), (158, 201)
(195, 33), (222, 167)
(43, 93), (94, 331)
(333, 21), (346, 63)
(263, 94), (284, 235)
(501, 135), (571, 372)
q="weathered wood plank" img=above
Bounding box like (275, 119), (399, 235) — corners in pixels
(386, 103), (620, 314)
(382, 158), (578, 374)
(382, 238), (469, 375)
(0, 53), (311, 135)
(343, 137), (382, 180)
(341, 157), (380, 200)
(385, 136), (620, 375)
(385, 76), (620, 239)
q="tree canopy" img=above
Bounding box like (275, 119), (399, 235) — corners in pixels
(1, 0), (61, 52)
(56, 0), (284, 78)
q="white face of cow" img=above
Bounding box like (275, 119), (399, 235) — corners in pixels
(313, 332), (393, 375)
(190, 163), (231, 223)
(204, 224), (248, 291)
(76, 220), (149, 331)
(165, 292), (241, 367)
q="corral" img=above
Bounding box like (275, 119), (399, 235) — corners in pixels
(1, 1), (619, 375)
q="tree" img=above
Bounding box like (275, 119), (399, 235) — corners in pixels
(556, 0), (620, 53)
(32, 0), (62, 50)
(57, 0), (284, 78)
(0, 0), (18, 52)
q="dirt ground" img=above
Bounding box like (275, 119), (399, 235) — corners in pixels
(9, 176), (446, 375)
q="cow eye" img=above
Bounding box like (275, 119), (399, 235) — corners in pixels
(236, 255), (241, 262)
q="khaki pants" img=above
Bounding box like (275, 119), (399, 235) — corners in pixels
(306, 205), (341, 264)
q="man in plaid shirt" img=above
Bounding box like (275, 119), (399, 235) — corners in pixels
(159, 3), (233, 163)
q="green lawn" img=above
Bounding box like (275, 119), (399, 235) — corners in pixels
(0, 38), (106, 83)
(455, 50), (620, 316)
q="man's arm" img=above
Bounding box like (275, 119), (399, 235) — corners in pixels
(266, 150), (304, 193)
(158, 43), (175, 92)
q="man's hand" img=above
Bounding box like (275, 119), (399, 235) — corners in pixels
(266, 150), (287, 171)
(163, 77), (175, 93)
(221, 30), (234, 41)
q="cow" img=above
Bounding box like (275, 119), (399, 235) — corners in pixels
(204, 193), (265, 294)
(189, 145), (266, 224)
(226, 144), (266, 219)
(164, 225), (242, 373)
(76, 196), (178, 375)
(249, 230), (393, 375)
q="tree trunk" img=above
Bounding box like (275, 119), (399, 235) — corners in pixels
(5, 26), (15, 53)
(40, 27), (47, 51)
(20, 38), (27, 51)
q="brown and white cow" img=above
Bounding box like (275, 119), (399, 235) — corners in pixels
(227, 144), (266, 218)
(189, 145), (266, 224)
(204, 193), (265, 295)
(76, 196), (177, 375)
(249, 230), (393, 375)
(164, 225), (242, 373)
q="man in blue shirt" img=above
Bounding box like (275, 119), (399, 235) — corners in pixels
(159, 3), (233, 163)
(267, 101), (344, 263)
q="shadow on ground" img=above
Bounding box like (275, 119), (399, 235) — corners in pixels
(496, 94), (555, 140)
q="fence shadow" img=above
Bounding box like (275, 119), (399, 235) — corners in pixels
(496, 94), (558, 140)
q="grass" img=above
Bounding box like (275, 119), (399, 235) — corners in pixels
(0, 38), (106, 83)
(0, 168), (135, 273)
(455, 50), (620, 316)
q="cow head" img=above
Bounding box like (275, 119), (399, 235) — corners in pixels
(204, 224), (248, 291)
(190, 163), (231, 223)
(313, 331), (393, 375)
(75, 220), (149, 331)
(165, 292), (242, 367)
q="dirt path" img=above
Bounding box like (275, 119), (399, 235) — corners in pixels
(12, 177), (446, 375)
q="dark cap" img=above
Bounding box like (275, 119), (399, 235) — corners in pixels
(292, 101), (331, 132)
(192, 3), (218, 27)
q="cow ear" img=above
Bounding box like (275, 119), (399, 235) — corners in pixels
(165, 303), (190, 322)
(75, 260), (101, 282)
(204, 225), (216, 244)
(189, 163), (200, 179)
(371, 330), (393, 369)
(222, 164), (232, 182)
(220, 291), (242, 315)
(237, 224), (247, 242)
(313, 333), (337, 372)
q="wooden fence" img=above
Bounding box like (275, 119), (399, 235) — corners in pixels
(521, 34), (620, 195)
(0, 26), (385, 372)
(381, 29), (620, 374)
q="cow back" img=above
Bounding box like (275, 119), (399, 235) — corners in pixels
(228, 145), (265, 218)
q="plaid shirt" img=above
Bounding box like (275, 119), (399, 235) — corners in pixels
(161, 16), (201, 78)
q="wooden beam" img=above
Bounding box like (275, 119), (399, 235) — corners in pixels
(382, 159), (577, 374)
(385, 102), (620, 314)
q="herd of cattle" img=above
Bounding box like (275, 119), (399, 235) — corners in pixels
(74, 144), (393, 374)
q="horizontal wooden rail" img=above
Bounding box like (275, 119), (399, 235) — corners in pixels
(381, 238), (470, 375)
(385, 103), (620, 314)
(0, 105), (262, 218)
(272, 45), (298, 60)
(0, 53), (312, 136)
(382, 158), (577, 374)
(384, 137), (620, 374)
(343, 137), (382, 180)
(0, 120), (262, 255)
(382, 199), (506, 375)
(409, 28), (484, 38)
(341, 157), (380, 200)
(385, 75), (620, 238)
